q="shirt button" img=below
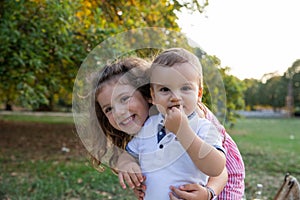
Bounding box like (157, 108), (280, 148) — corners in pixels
(159, 144), (164, 149)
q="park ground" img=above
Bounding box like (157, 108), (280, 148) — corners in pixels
(0, 113), (299, 199)
(0, 116), (135, 200)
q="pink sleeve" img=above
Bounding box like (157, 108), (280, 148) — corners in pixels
(203, 105), (246, 199)
(203, 105), (226, 137)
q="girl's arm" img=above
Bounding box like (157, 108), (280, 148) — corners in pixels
(169, 168), (228, 200)
(205, 167), (228, 197)
(117, 151), (144, 189)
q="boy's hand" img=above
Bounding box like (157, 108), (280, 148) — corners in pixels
(118, 162), (144, 189)
(164, 105), (188, 134)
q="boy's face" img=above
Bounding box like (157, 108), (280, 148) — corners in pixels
(150, 62), (202, 116)
(97, 79), (150, 135)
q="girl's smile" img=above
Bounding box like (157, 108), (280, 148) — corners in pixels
(97, 79), (150, 135)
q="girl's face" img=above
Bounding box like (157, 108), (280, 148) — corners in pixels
(97, 79), (150, 135)
(150, 62), (202, 116)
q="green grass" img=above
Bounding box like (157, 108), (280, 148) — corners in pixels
(0, 113), (74, 124)
(0, 159), (135, 200)
(230, 118), (300, 199)
(1, 116), (299, 199)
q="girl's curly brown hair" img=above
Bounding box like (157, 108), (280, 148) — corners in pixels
(89, 57), (151, 172)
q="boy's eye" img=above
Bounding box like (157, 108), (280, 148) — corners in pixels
(182, 86), (192, 91)
(159, 87), (170, 92)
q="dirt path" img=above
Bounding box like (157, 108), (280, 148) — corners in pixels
(0, 120), (85, 161)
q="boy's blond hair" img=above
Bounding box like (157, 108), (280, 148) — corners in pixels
(151, 48), (203, 88)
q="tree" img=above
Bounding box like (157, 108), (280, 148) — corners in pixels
(196, 52), (245, 124)
(199, 54), (226, 117)
(284, 59), (300, 115)
(0, 0), (208, 110)
(221, 68), (245, 124)
(263, 76), (287, 111)
(243, 78), (260, 110)
(0, 0), (81, 110)
(293, 72), (300, 108)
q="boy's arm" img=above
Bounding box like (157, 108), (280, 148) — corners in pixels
(117, 151), (144, 189)
(177, 123), (225, 177)
(165, 107), (226, 177)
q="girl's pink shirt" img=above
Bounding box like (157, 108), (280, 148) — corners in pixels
(205, 106), (245, 199)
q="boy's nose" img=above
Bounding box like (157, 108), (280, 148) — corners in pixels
(170, 91), (181, 101)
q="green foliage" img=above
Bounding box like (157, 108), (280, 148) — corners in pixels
(192, 52), (246, 123)
(293, 73), (300, 107)
(286, 59), (300, 108)
(243, 59), (300, 111)
(243, 79), (260, 110)
(200, 54), (226, 117)
(247, 75), (288, 110)
(221, 69), (245, 123)
(0, 0), (249, 124)
(263, 76), (287, 109)
(0, 0), (209, 111)
(0, 0), (81, 110)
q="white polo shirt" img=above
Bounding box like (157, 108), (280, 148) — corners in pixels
(126, 112), (224, 200)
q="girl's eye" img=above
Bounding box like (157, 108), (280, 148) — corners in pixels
(120, 96), (131, 103)
(103, 106), (112, 114)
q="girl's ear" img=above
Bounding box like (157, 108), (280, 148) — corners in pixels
(150, 87), (155, 104)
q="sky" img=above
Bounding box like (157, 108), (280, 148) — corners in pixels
(177, 0), (300, 80)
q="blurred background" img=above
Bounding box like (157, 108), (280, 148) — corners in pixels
(0, 0), (299, 199)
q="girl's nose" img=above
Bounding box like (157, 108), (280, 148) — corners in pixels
(114, 104), (127, 116)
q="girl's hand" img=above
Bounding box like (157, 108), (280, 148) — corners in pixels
(133, 182), (146, 200)
(117, 152), (144, 189)
(169, 184), (208, 200)
(165, 105), (188, 134)
(118, 162), (144, 189)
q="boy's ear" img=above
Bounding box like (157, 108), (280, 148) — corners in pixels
(198, 87), (203, 100)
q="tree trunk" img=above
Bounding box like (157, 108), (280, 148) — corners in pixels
(5, 103), (12, 111)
